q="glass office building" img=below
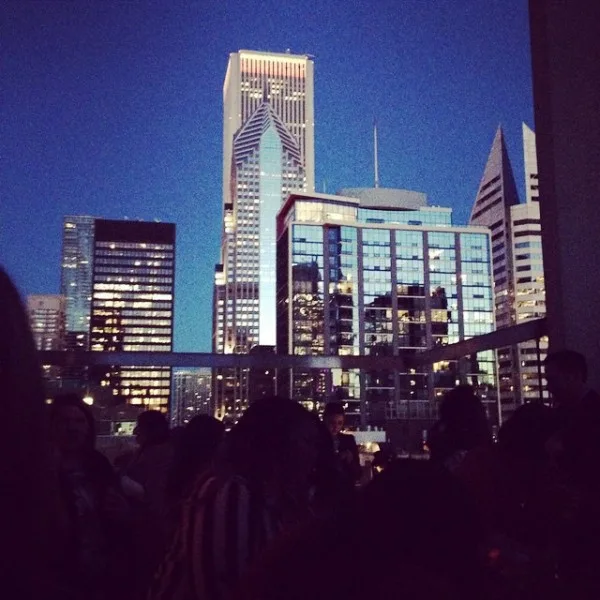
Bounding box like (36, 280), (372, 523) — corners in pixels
(89, 219), (175, 414)
(277, 190), (498, 429)
(61, 215), (95, 350)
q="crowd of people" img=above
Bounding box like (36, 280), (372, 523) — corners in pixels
(3, 265), (600, 599)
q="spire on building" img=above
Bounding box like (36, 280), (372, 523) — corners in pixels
(469, 125), (520, 225)
(469, 126), (521, 417)
(374, 119), (380, 188)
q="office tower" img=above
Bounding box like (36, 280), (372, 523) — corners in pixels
(510, 124), (547, 404)
(277, 189), (498, 433)
(469, 126), (520, 416)
(214, 50), (315, 423)
(27, 295), (66, 351)
(89, 219), (175, 415)
(171, 368), (212, 426)
(61, 216), (95, 350)
(222, 49), (315, 202)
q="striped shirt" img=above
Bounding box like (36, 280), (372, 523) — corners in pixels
(148, 473), (280, 600)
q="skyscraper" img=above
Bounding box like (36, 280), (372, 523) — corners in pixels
(469, 126), (521, 415)
(510, 123), (547, 404)
(214, 50), (315, 422)
(277, 189), (498, 432)
(89, 219), (175, 414)
(470, 125), (548, 417)
(222, 49), (315, 203)
(61, 217), (176, 416)
(61, 215), (95, 350)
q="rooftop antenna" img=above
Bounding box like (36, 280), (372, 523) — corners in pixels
(374, 118), (380, 188)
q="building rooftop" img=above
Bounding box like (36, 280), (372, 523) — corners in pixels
(339, 187), (428, 210)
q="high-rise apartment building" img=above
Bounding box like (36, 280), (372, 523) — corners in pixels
(214, 50), (315, 422)
(276, 189), (498, 430)
(60, 217), (176, 415)
(27, 294), (66, 351)
(470, 125), (547, 417)
(469, 127), (521, 415)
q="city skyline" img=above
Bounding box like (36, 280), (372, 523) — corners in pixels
(2, 1), (533, 352)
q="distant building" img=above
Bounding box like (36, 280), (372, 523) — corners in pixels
(28, 294), (66, 384)
(27, 294), (66, 351)
(510, 124), (547, 405)
(171, 369), (212, 426)
(89, 219), (175, 414)
(214, 50), (315, 424)
(276, 189), (498, 430)
(469, 126), (521, 416)
(61, 216), (95, 350)
(247, 345), (278, 402)
(469, 125), (547, 417)
(60, 217), (176, 417)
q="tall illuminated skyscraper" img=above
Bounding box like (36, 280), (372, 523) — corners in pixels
(60, 216), (175, 417)
(469, 126), (520, 416)
(510, 123), (547, 405)
(470, 125), (547, 418)
(61, 215), (95, 350)
(89, 219), (175, 414)
(214, 50), (315, 422)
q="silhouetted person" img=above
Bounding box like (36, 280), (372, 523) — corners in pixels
(309, 412), (354, 518)
(166, 415), (225, 527)
(236, 460), (485, 600)
(118, 410), (173, 595)
(544, 350), (600, 483)
(322, 402), (361, 487)
(0, 268), (67, 598)
(428, 385), (491, 471)
(50, 393), (132, 600)
(371, 444), (394, 478)
(544, 350), (600, 597)
(148, 397), (321, 600)
(122, 410), (173, 516)
(456, 403), (560, 596)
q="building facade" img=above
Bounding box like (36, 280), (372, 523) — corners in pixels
(171, 368), (212, 426)
(214, 50), (315, 423)
(89, 219), (175, 414)
(27, 294), (66, 351)
(469, 127), (521, 416)
(60, 217), (176, 416)
(510, 123), (547, 404)
(61, 215), (95, 350)
(469, 125), (547, 417)
(276, 190), (498, 430)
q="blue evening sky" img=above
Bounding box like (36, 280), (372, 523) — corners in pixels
(2, 0), (533, 352)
